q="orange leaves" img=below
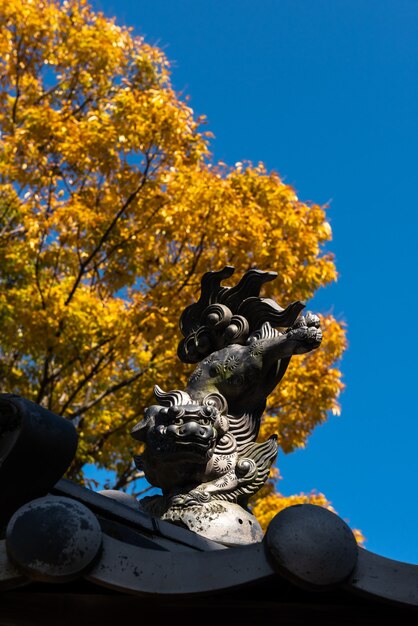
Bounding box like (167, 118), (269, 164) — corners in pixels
(250, 479), (365, 546)
(0, 0), (207, 188)
(251, 487), (335, 533)
(0, 1), (347, 498)
(110, 85), (207, 167)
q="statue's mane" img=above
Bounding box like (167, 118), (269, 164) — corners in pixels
(177, 266), (305, 363)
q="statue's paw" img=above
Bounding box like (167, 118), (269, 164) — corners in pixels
(292, 311), (320, 330)
(288, 312), (322, 354)
(305, 312), (321, 329)
(171, 489), (211, 508)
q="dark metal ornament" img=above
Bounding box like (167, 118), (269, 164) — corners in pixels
(177, 267), (307, 364)
(133, 268), (323, 544)
(266, 504), (358, 588)
(0, 395), (78, 524)
(6, 496), (102, 583)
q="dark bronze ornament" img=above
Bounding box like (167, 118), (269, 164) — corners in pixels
(132, 267), (323, 544)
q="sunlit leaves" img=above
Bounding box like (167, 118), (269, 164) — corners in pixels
(0, 0), (346, 521)
(251, 472), (365, 545)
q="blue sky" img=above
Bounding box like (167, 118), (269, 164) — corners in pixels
(90, 0), (418, 563)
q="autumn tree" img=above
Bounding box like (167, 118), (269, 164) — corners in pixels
(0, 0), (347, 527)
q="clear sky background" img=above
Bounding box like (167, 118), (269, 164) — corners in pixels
(90, 0), (418, 563)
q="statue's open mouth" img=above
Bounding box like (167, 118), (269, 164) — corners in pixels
(175, 439), (212, 450)
(175, 438), (214, 454)
(160, 438), (215, 463)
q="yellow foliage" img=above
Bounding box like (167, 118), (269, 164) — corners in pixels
(0, 0), (352, 534)
(251, 475), (365, 546)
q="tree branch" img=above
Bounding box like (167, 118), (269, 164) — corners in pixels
(64, 156), (153, 308)
(93, 197), (169, 273)
(176, 232), (206, 293)
(33, 78), (67, 105)
(68, 368), (146, 420)
(10, 27), (25, 128)
(60, 351), (113, 415)
(35, 346), (54, 405)
(132, 484), (153, 498)
(111, 467), (132, 491)
(34, 231), (47, 310)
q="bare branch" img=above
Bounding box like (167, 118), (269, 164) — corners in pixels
(47, 335), (117, 387)
(11, 84), (20, 126)
(68, 368), (146, 420)
(62, 96), (93, 121)
(112, 465), (141, 491)
(64, 155), (153, 308)
(10, 28), (24, 127)
(60, 351), (113, 415)
(0, 224), (25, 238)
(132, 484), (153, 498)
(93, 197), (169, 273)
(176, 232), (206, 293)
(113, 470), (145, 491)
(33, 78), (67, 105)
(34, 231), (47, 310)
(35, 346), (53, 405)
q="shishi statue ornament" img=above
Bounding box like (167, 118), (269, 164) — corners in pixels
(132, 267), (322, 545)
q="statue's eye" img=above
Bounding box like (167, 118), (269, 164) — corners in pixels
(202, 405), (215, 417)
(167, 406), (185, 425)
(199, 405), (216, 423)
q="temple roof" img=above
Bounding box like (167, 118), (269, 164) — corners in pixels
(1, 394), (417, 625)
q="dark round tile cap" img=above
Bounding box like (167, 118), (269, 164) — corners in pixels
(6, 496), (102, 582)
(265, 504), (358, 588)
